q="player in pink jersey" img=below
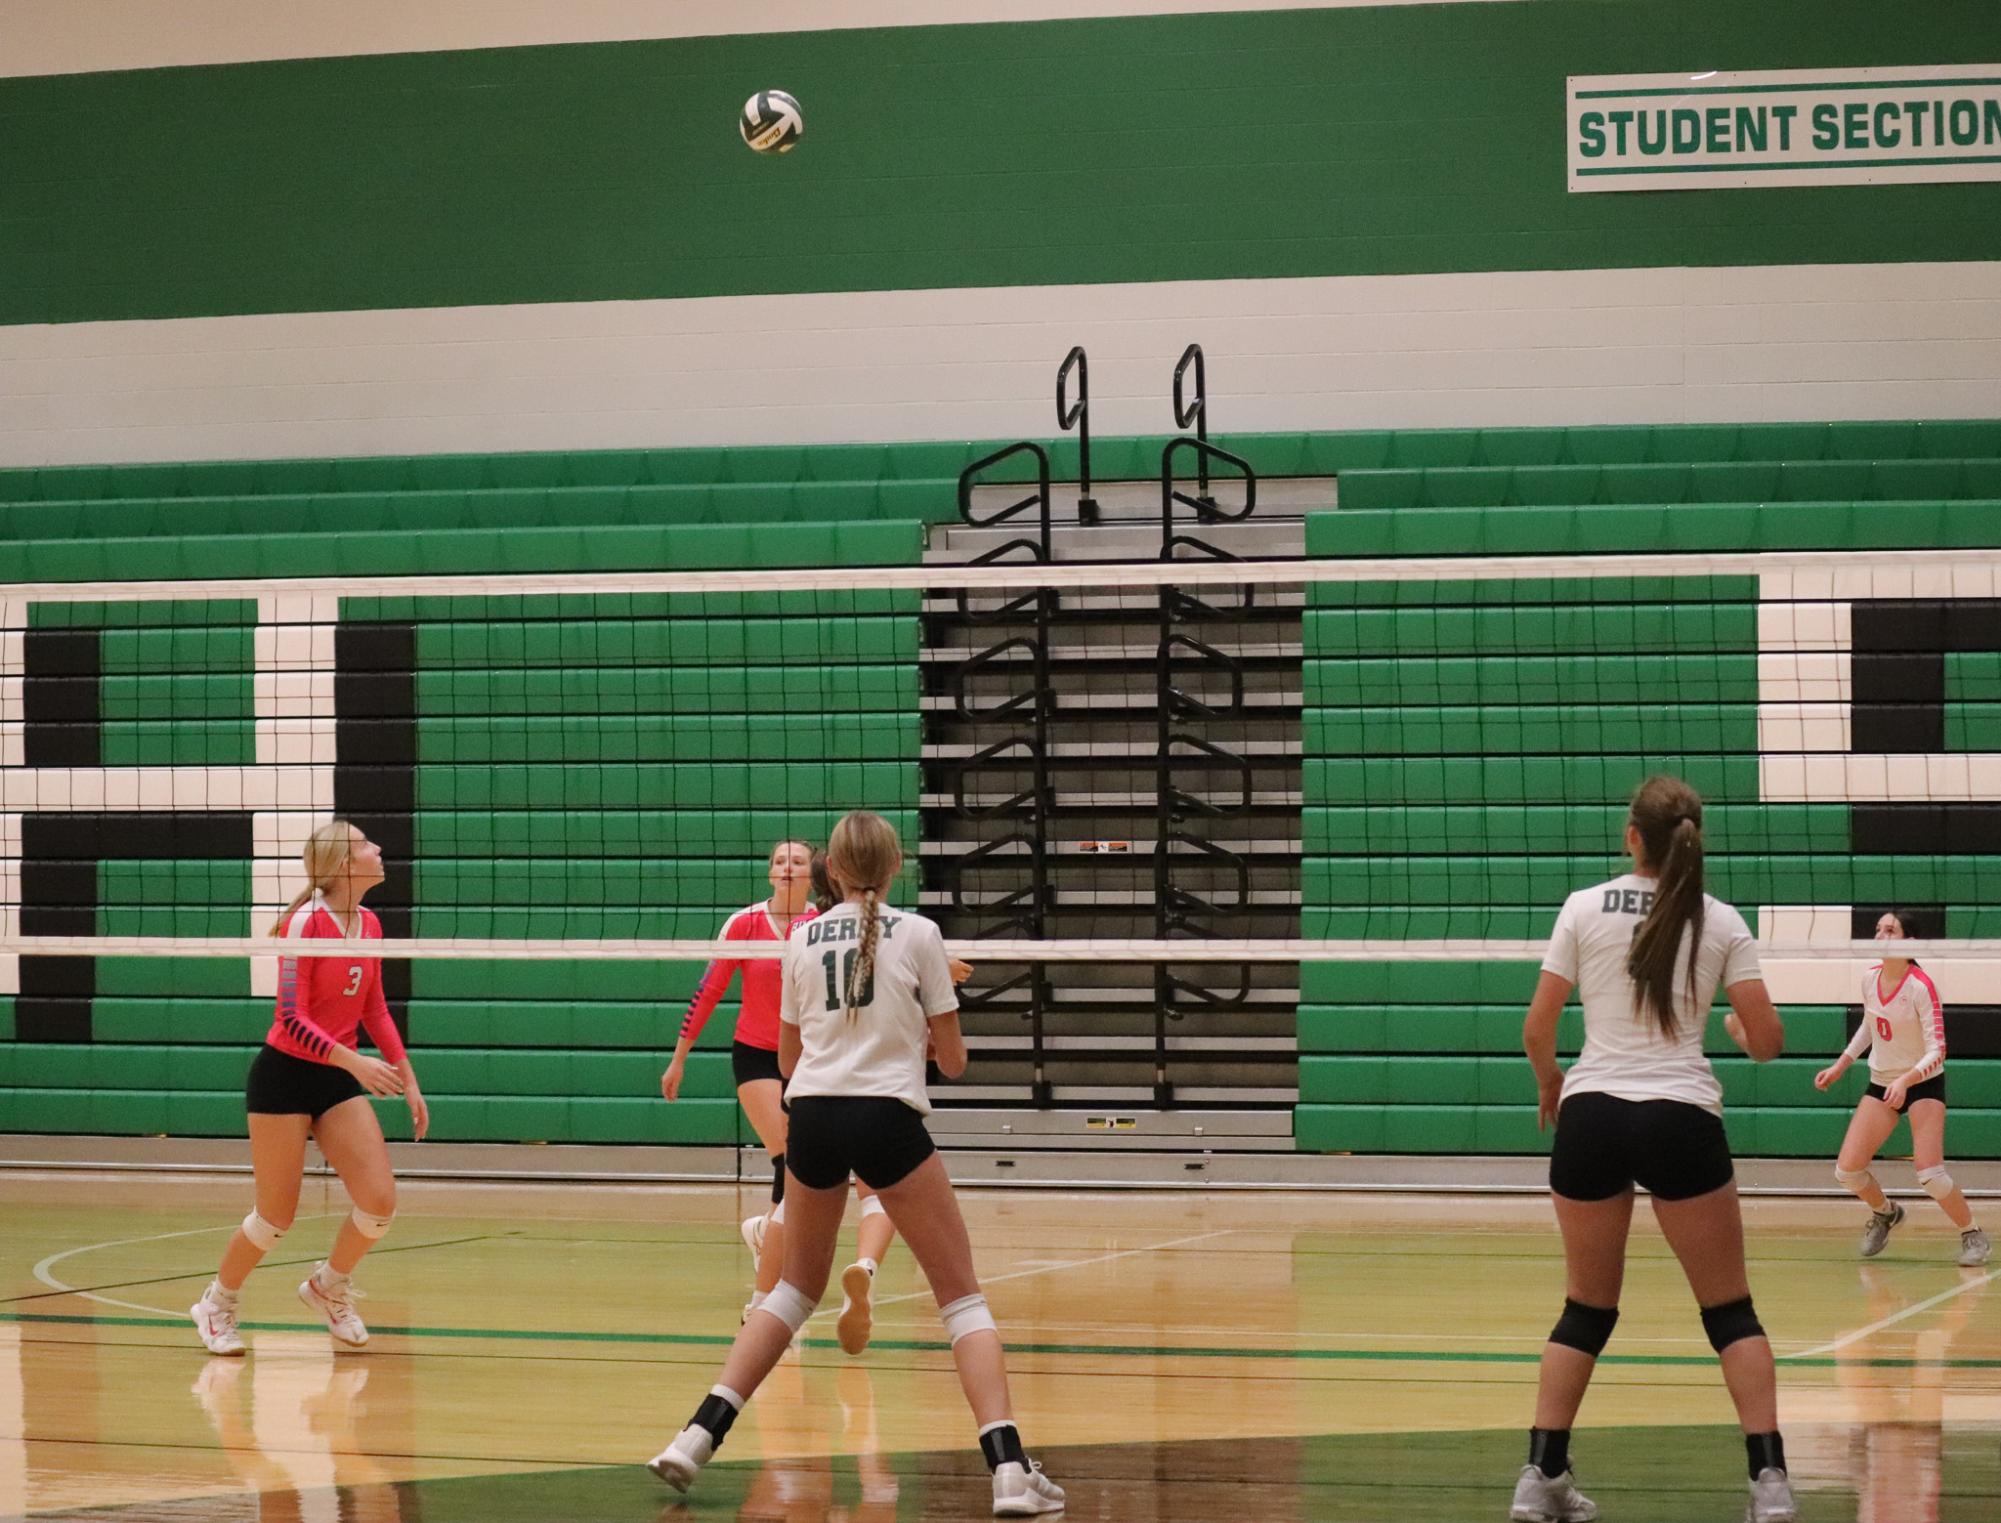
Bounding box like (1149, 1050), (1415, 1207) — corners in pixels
(660, 840), (901, 1343)
(190, 821), (430, 1357)
(1816, 910), (1989, 1266)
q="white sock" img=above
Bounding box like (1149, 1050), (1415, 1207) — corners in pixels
(857, 1258), (877, 1278)
(206, 1278), (239, 1306)
(314, 1263), (350, 1291)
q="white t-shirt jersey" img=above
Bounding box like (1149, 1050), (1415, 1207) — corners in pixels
(1541, 873), (1763, 1115)
(780, 900), (959, 1115)
(1844, 962), (1945, 1084)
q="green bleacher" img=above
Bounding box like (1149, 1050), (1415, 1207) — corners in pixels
(3, 419), (1999, 1160)
(0, 447), (931, 1146)
(1299, 468), (2001, 1161)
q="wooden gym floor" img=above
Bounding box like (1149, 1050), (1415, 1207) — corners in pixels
(2, 1173), (1996, 1521)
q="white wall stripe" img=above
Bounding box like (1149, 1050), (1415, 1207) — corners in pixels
(6, 262), (1999, 467)
(0, 766), (335, 812)
(0, 1), (1517, 80)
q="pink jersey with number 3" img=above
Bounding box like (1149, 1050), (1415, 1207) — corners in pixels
(1846, 962), (1944, 1084)
(263, 893), (407, 1066)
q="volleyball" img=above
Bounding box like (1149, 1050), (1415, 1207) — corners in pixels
(740, 90), (803, 154)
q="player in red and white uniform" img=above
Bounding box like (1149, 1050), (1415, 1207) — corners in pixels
(190, 820), (430, 1357)
(661, 840), (900, 1345)
(1816, 911), (1988, 1266)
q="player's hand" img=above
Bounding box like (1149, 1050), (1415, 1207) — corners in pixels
(1813, 1060), (1846, 1091)
(404, 1080), (430, 1142)
(346, 1053), (405, 1097)
(1881, 1077), (1910, 1111)
(948, 958), (973, 985)
(661, 1061), (684, 1101)
(1535, 1068), (1564, 1134)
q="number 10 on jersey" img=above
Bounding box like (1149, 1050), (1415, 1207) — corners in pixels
(821, 948), (874, 1011)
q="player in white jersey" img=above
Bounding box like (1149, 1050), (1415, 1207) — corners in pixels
(1815, 910), (1989, 1267)
(647, 811), (1063, 1517)
(1510, 776), (1795, 1523)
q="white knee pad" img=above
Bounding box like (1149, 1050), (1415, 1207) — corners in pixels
(859, 1193), (887, 1221)
(759, 1280), (818, 1335)
(1835, 1165), (1877, 1193)
(940, 1292), (997, 1345)
(1917, 1165), (1956, 1201)
(349, 1206), (394, 1240)
(770, 1198), (786, 1226)
(241, 1210), (285, 1251)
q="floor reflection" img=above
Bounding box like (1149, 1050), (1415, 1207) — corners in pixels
(189, 1335), (412, 1523)
(14, 1264), (1996, 1523)
(1789, 1262), (1996, 1523)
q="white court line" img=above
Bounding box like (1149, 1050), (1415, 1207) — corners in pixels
(1783, 1267), (2000, 1360)
(807, 1227), (1236, 1322)
(30, 1215), (341, 1318)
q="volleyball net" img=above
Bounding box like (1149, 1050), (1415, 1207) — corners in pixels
(4, 547), (2001, 1003)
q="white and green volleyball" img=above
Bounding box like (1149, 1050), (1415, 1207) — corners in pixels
(739, 89), (803, 154)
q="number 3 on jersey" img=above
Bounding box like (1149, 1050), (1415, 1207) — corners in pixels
(821, 948), (875, 1011)
(344, 965), (364, 998)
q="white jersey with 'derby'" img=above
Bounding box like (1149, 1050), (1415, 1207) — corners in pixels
(1541, 872), (1763, 1115)
(779, 900), (959, 1115)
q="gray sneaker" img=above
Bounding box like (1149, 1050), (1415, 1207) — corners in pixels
(1961, 1228), (1993, 1267)
(1510, 1464), (1597, 1522)
(1860, 1202), (1904, 1257)
(1746, 1467), (1797, 1521)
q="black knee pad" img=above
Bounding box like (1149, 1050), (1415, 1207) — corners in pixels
(1700, 1295), (1764, 1353)
(1548, 1298), (1620, 1356)
(771, 1153), (786, 1205)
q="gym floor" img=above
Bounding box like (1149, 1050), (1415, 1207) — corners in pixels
(3, 1175), (1996, 1521)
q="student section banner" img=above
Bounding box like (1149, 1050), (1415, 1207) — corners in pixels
(1568, 65), (2001, 192)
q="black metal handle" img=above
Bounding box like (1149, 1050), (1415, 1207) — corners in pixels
(1163, 732), (1254, 818)
(1057, 346), (1087, 431)
(952, 638), (1046, 721)
(1172, 343), (1206, 431)
(1161, 436), (1257, 547)
(957, 440), (1052, 545)
(1159, 632), (1246, 719)
(1173, 343), (1211, 510)
(950, 735), (1041, 819)
(1057, 347), (1096, 520)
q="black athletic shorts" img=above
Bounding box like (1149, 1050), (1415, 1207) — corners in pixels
(1867, 1073), (1947, 1108)
(732, 1040), (784, 1089)
(784, 1096), (936, 1192)
(1549, 1090), (1735, 1203)
(245, 1045), (365, 1120)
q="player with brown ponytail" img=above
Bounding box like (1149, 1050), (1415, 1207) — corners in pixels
(650, 811), (1063, 1516)
(1510, 776), (1796, 1523)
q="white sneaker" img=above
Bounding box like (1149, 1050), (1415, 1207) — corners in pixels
(298, 1269), (368, 1348)
(190, 1294), (245, 1356)
(647, 1424), (714, 1492)
(1510, 1464), (1597, 1522)
(1960, 1228), (1992, 1267)
(1746, 1467), (1797, 1521)
(741, 1213), (767, 1273)
(836, 1261), (875, 1356)
(992, 1459), (1065, 1516)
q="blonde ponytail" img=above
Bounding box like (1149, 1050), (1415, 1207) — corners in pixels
(269, 820), (359, 935)
(825, 811), (902, 1021)
(847, 886), (881, 1022)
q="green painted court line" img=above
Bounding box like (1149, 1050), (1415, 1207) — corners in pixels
(1579, 155), (2001, 176)
(7, 1310), (1997, 1372)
